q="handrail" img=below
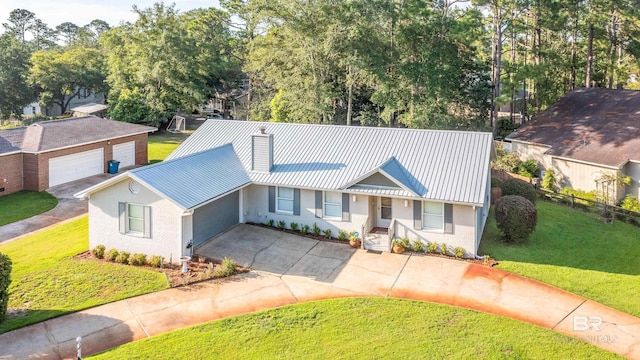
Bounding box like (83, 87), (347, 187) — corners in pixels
(360, 216), (369, 250)
(387, 218), (396, 253)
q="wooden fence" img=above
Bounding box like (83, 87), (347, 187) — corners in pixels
(491, 169), (531, 183)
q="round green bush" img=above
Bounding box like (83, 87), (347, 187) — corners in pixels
(491, 177), (503, 188)
(501, 178), (537, 204)
(495, 195), (538, 243)
(0, 252), (12, 324)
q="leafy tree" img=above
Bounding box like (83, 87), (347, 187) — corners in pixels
(0, 252), (12, 324)
(0, 34), (33, 119)
(55, 22), (79, 46)
(2, 9), (35, 43)
(108, 88), (151, 124)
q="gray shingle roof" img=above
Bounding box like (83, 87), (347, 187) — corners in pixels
(130, 144), (250, 210)
(0, 116), (156, 154)
(168, 121), (493, 205)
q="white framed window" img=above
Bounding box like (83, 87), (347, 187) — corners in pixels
(127, 203), (145, 234)
(276, 187), (294, 214)
(422, 201), (444, 231)
(381, 197), (392, 219)
(323, 191), (342, 219)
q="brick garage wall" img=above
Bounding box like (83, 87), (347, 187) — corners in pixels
(107, 133), (149, 166)
(0, 153), (24, 196)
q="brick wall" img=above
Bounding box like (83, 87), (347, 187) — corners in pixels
(0, 153), (24, 196)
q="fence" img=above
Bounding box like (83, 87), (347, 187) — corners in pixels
(491, 169), (531, 183)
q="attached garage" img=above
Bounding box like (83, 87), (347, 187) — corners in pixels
(112, 141), (135, 168)
(49, 148), (104, 187)
(193, 191), (240, 246)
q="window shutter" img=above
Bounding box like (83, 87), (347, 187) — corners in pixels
(444, 203), (453, 234)
(118, 202), (126, 234)
(315, 191), (322, 218)
(342, 193), (349, 221)
(413, 200), (421, 230)
(268, 186), (275, 213)
(293, 188), (301, 216)
(143, 206), (152, 238)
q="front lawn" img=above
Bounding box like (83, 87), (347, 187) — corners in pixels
(0, 217), (169, 333)
(0, 191), (58, 226)
(90, 297), (620, 359)
(479, 201), (640, 317)
(147, 131), (190, 164)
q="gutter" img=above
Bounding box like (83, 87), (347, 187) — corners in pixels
(21, 130), (157, 154)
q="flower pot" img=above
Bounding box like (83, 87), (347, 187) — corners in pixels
(393, 245), (405, 254)
(349, 239), (361, 248)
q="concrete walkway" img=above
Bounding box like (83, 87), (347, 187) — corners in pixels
(1, 226), (639, 359)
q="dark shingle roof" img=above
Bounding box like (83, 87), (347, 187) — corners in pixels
(0, 116), (156, 155)
(507, 88), (640, 167)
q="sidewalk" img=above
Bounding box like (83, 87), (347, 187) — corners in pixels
(0, 248), (638, 359)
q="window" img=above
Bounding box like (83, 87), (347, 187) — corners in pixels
(276, 187), (294, 214)
(324, 191), (342, 219)
(127, 204), (144, 233)
(422, 201), (444, 231)
(381, 197), (392, 219)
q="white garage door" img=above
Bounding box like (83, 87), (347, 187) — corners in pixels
(49, 148), (104, 187)
(112, 141), (135, 168)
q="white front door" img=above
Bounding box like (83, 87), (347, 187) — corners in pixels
(378, 196), (392, 228)
(112, 141), (135, 168)
(49, 148), (104, 187)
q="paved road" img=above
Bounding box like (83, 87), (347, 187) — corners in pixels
(1, 225), (638, 359)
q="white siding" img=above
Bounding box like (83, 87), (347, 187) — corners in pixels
(624, 162), (640, 198)
(88, 178), (185, 262)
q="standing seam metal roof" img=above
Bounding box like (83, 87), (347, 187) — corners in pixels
(167, 121), (493, 205)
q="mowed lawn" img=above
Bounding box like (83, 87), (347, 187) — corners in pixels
(480, 201), (640, 317)
(0, 191), (57, 226)
(0, 217), (169, 334)
(147, 130), (192, 164)
(90, 297), (621, 359)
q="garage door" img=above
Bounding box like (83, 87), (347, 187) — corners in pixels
(193, 191), (239, 246)
(112, 141), (135, 168)
(49, 148), (104, 187)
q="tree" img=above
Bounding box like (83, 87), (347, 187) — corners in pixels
(495, 195), (538, 243)
(55, 22), (79, 46)
(2, 9), (35, 43)
(0, 252), (12, 324)
(29, 47), (106, 114)
(108, 87), (151, 124)
(0, 34), (33, 119)
(29, 19), (57, 51)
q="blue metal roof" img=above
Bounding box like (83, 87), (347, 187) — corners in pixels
(167, 121), (493, 205)
(131, 143), (250, 209)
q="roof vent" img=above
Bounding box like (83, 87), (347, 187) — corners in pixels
(251, 127), (273, 173)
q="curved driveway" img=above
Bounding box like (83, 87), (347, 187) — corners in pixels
(1, 225), (638, 359)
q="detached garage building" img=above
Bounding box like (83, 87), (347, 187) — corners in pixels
(0, 116), (156, 196)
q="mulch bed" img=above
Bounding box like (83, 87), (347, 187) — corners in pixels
(75, 252), (249, 287)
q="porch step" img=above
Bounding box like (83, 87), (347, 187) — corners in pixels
(363, 233), (390, 252)
(370, 227), (389, 235)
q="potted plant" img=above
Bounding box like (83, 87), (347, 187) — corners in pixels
(392, 237), (410, 254)
(348, 231), (361, 248)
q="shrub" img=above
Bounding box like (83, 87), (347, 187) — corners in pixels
(412, 240), (424, 253)
(496, 117), (520, 139)
(560, 187), (597, 205)
(397, 237), (411, 249)
(495, 195), (538, 243)
(214, 257), (237, 277)
(440, 243), (448, 255)
(501, 178), (537, 204)
(115, 251), (130, 264)
(338, 229), (348, 241)
(266, 219), (274, 227)
(0, 252), (12, 323)
(492, 143), (522, 173)
(453, 247), (465, 258)
(277, 220), (286, 230)
(290, 222), (299, 231)
(312, 223), (321, 236)
(301, 224), (310, 234)
(491, 177), (503, 188)
(426, 242), (438, 254)
(518, 159), (540, 179)
(148, 255), (164, 268)
(323, 228), (332, 239)
(106, 249), (119, 262)
(92, 245), (106, 259)
(128, 253), (147, 266)
(541, 169), (557, 191)
(620, 194), (640, 212)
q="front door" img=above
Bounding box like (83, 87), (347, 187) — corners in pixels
(378, 197), (392, 228)
(368, 196), (377, 229)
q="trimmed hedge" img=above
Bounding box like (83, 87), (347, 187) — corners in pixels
(0, 252), (11, 324)
(491, 177), (503, 188)
(501, 178), (537, 204)
(495, 195), (538, 243)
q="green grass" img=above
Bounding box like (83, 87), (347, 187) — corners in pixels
(147, 131), (190, 164)
(0, 217), (170, 333)
(479, 201), (640, 317)
(0, 191), (58, 226)
(90, 297), (621, 359)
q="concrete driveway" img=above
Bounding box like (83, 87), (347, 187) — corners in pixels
(0, 173), (116, 243)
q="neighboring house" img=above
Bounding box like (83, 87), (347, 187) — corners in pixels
(70, 103), (108, 118)
(0, 116), (156, 196)
(76, 121), (494, 261)
(506, 88), (640, 201)
(22, 88), (105, 117)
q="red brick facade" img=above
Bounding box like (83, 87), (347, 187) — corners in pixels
(0, 153), (24, 196)
(1, 133), (149, 195)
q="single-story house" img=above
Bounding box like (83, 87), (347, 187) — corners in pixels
(506, 88), (640, 201)
(0, 116), (156, 196)
(75, 121), (494, 261)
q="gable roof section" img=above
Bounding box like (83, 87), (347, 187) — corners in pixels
(0, 116), (156, 154)
(507, 88), (640, 167)
(340, 157), (426, 197)
(0, 127), (24, 155)
(168, 121), (493, 206)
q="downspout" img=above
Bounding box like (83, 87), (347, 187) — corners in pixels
(182, 209), (193, 257)
(473, 205), (487, 260)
